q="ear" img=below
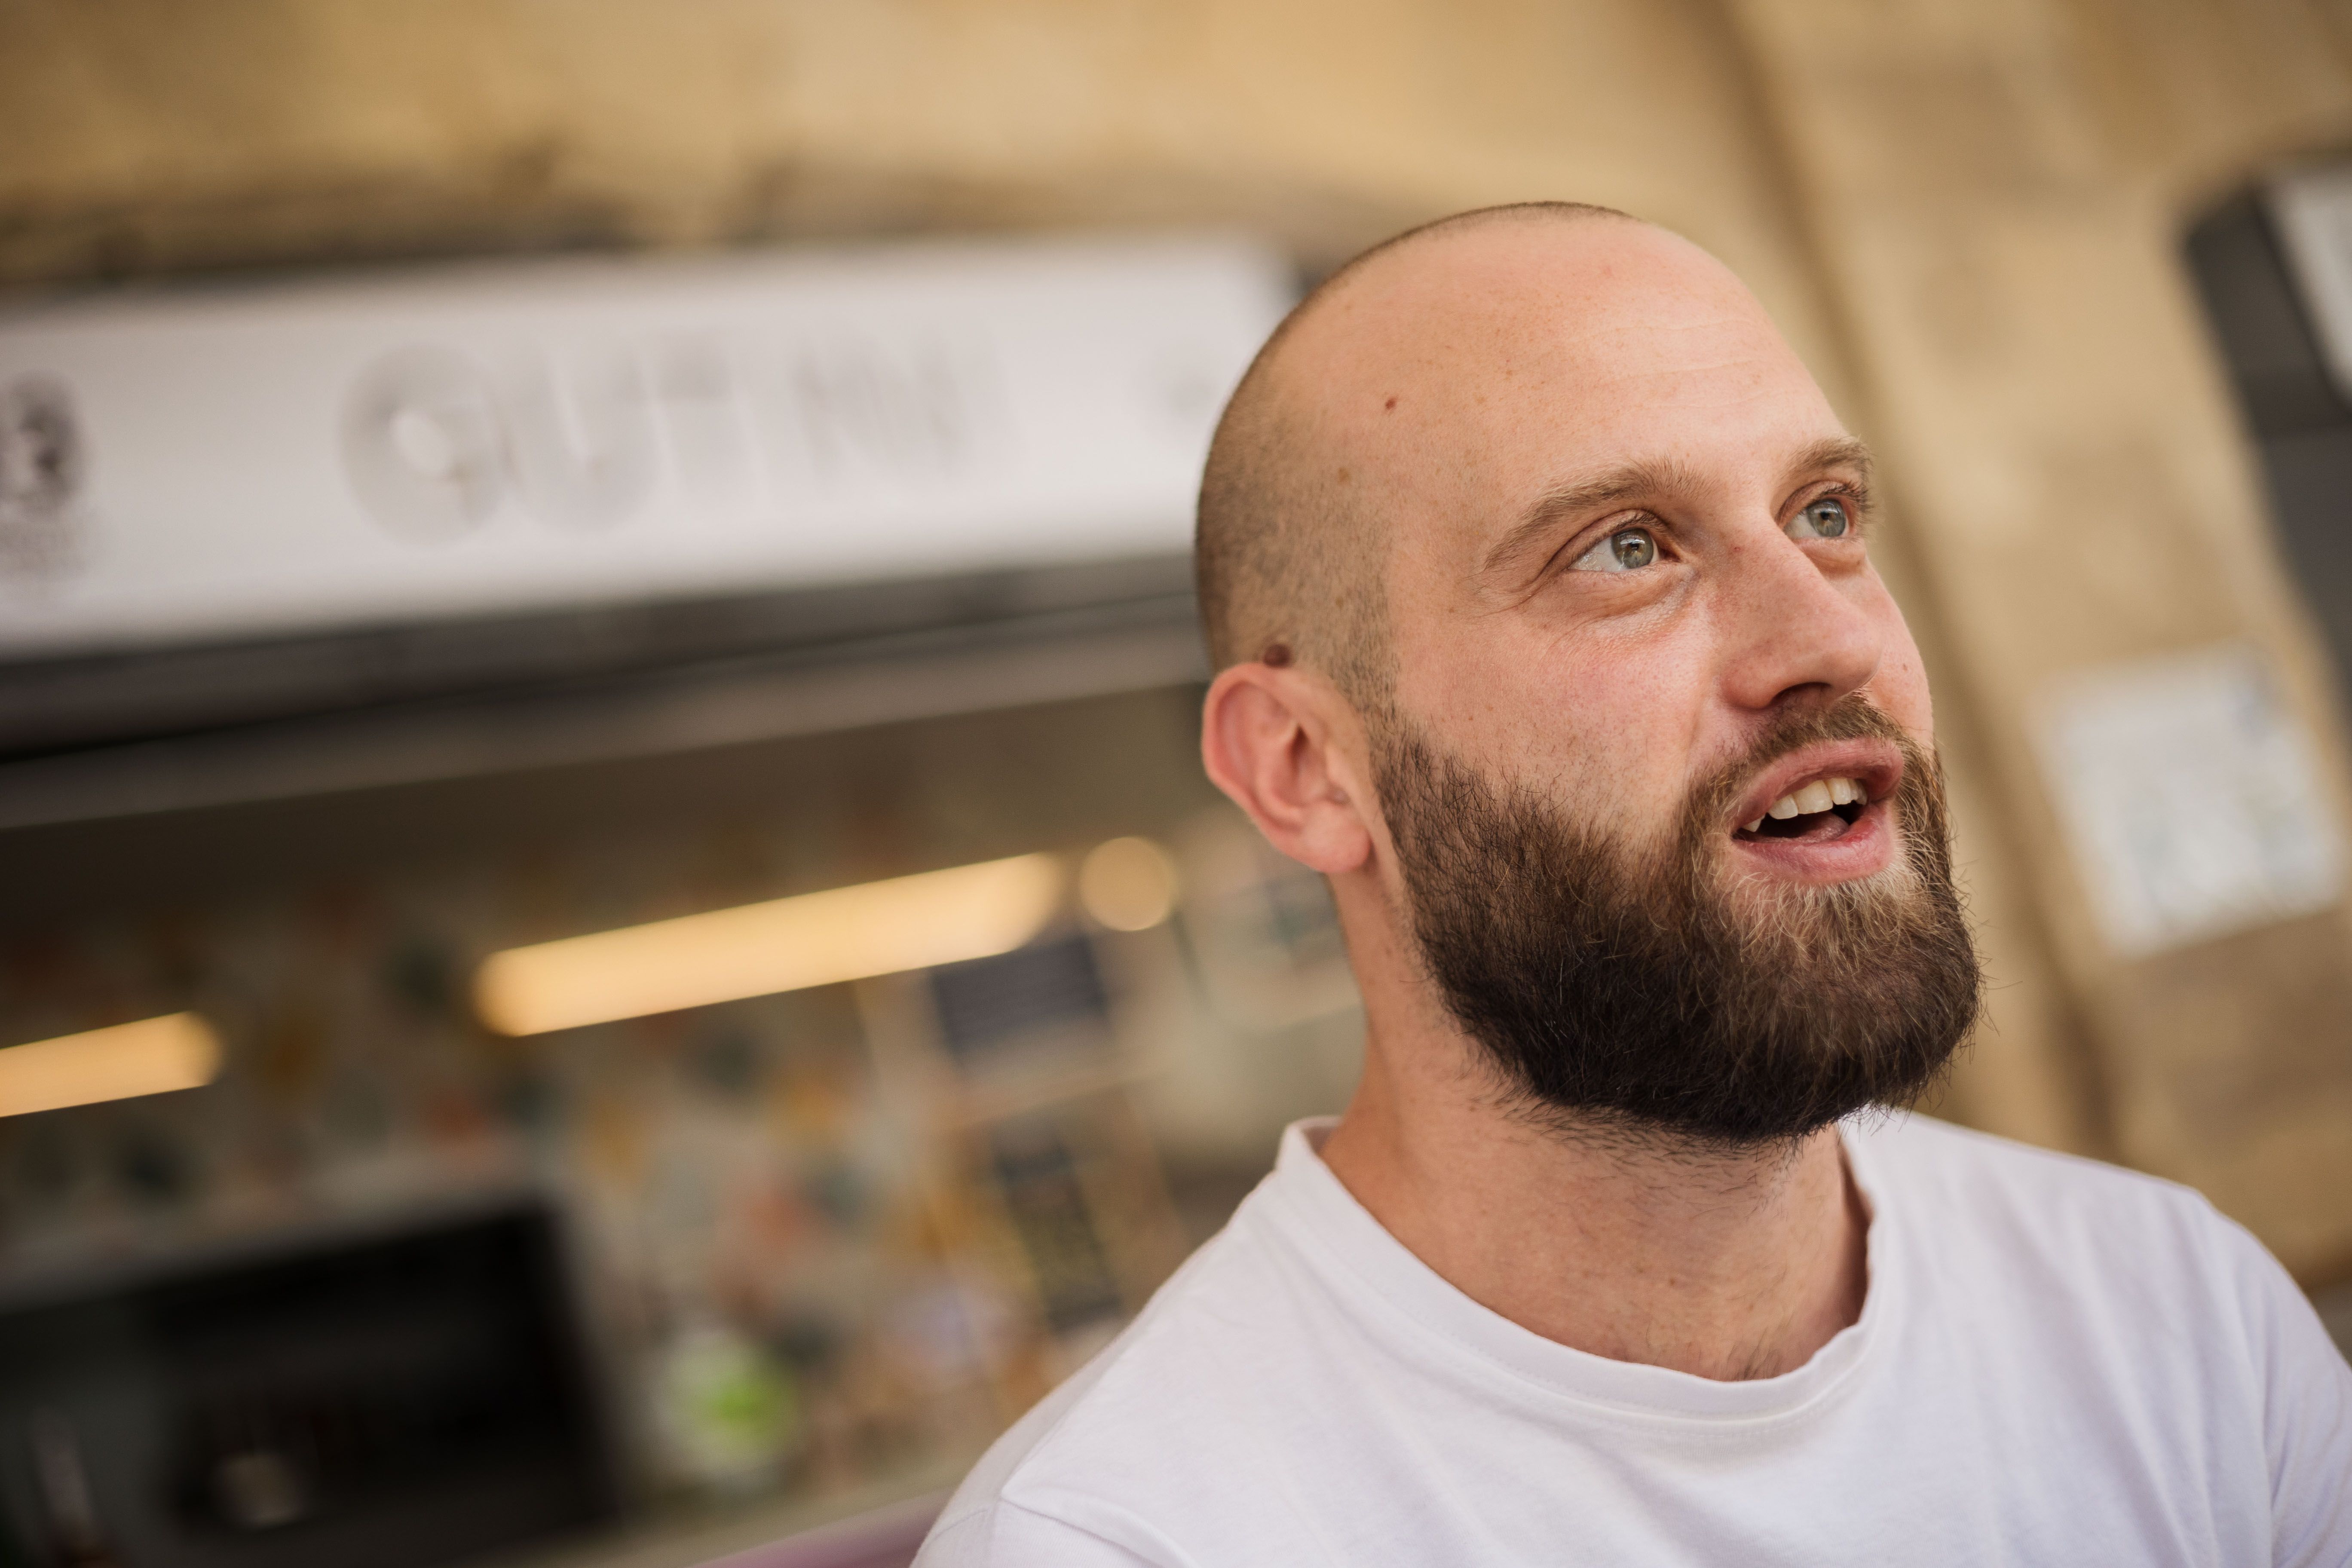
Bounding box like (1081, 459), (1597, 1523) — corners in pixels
(1200, 662), (1376, 876)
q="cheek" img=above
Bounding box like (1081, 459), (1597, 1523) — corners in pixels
(1426, 623), (1709, 812)
(1868, 603), (1935, 738)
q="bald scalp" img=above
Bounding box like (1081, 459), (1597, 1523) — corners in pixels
(1194, 200), (1637, 709)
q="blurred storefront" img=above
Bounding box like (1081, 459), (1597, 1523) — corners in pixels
(6, 0), (2352, 1563)
(0, 681), (1365, 1566)
(0, 236), (1373, 1562)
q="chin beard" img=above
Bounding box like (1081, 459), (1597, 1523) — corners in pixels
(1372, 696), (1983, 1150)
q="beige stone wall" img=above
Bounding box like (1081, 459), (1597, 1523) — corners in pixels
(0, 0), (1821, 326)
(7, 0), (2352, 1270)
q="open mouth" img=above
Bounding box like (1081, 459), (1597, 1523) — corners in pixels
(1735, 775), (1870, 843)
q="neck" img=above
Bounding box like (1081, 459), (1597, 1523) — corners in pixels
(1318, 1020), (1869, 1381)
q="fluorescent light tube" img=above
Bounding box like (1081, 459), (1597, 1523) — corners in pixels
(475, 852), (1064, 1036)
(0, 1013), (224, 1117)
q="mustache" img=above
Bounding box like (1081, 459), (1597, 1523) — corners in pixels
(1685, 694), (1926, 836)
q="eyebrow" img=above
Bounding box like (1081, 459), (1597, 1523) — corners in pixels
(1477, 435), (1878, 583)
(1480, 458), (1695, 581)
(1790, 435), (1876, 494)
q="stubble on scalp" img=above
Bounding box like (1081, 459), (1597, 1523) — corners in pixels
(1194, 201), (1638, 708)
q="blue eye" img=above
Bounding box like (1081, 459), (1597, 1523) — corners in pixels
(1571, 527), (1660, 573)
(1789, 496), (1851, 539)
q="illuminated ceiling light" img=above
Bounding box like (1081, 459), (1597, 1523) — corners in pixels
(475, 853), (1065, 1036)
(1078, 836), (1178, 932)
(0, 1013), (224, 1118)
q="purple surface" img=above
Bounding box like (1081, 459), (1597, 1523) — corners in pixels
(697, 1492), (945, 1568)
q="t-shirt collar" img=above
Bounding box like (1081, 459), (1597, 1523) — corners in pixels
(1254, 1113), (1897, 1427)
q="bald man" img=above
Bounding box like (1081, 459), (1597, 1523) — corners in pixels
(914, 205), (2352, 1566)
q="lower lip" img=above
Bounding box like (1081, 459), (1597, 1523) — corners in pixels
(1731, 799), (1897, 884)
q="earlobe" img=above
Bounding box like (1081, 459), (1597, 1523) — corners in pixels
(1200, 664), (1376, 876)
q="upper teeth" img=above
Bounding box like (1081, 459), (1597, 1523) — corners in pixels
(1744, 776), (1864, 833)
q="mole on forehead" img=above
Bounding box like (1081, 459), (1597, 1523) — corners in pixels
(1302, 293), (1759, 419)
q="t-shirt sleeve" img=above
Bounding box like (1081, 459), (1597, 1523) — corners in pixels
(2225, 1223), (2352, 1567)
(914, 1502), (1174, 1568)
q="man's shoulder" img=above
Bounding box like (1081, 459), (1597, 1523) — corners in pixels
(1851, 1110), (2265, 1289)
(1856, 1109), (2349, 1507)
(1855, 1108), (2207, 1203)
(919, 1193), (1318, 1564)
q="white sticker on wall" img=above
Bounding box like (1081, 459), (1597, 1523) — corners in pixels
(2035, 644), (2345, 959)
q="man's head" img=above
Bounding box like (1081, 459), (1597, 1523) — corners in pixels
(1196, 204), (1981, 1149)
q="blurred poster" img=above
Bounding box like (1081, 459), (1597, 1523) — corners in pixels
(0, 234), (1291, 656)
(2035, 643), (2345, 959)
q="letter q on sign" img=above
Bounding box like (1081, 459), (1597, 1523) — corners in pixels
(341, 347), (508, 542)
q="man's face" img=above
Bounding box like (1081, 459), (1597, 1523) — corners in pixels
(1343, 223), (1929, 863)
(1316, 221), (1977, 1139)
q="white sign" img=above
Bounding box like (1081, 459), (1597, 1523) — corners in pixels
(0, 234), (1293, 656)
(2035, 643), (2345, 958)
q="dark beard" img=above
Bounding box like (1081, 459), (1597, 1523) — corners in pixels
(1373, 697), (1982, 1148)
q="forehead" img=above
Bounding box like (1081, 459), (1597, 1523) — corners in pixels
(1304, 220), (1841, 545)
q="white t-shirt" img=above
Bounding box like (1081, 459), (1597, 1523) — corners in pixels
(917, 1113), (2352, 1566)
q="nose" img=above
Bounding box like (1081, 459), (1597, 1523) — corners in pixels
(1715, 528), (1883, 713)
